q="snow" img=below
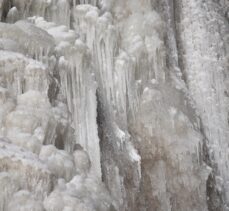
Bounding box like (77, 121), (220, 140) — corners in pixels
(7, 190), (44, 211)
(39, 145), (75, 181)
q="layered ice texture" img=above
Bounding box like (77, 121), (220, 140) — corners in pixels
(0, 0), (228, 210)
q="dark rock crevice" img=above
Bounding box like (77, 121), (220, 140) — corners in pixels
(199, 118), (224, 211)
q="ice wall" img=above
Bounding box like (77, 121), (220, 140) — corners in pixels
(0, 0), (228, 210)
(173, 0), (229, 210)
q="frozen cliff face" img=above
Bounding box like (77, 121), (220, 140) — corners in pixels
(0, 0), (228, 210)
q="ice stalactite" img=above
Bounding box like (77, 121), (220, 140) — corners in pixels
(30, 15), (102, 179)
(0, 51), (50, 95)
(6, 7), (19, 23)
(57, 38), (102, 179)
(45, 0), (71, 28)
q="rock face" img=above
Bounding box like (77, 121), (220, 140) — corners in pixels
(0, 0), (228, 210)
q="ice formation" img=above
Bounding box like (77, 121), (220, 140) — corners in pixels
(0, 0), (228, 210)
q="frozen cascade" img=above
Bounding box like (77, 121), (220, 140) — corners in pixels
(0, 0), (228, 210)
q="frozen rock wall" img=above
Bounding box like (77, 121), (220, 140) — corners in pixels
(0, 0), (228, 210)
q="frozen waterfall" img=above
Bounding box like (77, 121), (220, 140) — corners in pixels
(0, 0), (228, 210)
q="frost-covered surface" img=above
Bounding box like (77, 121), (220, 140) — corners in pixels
(0, 0), (228, 210)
